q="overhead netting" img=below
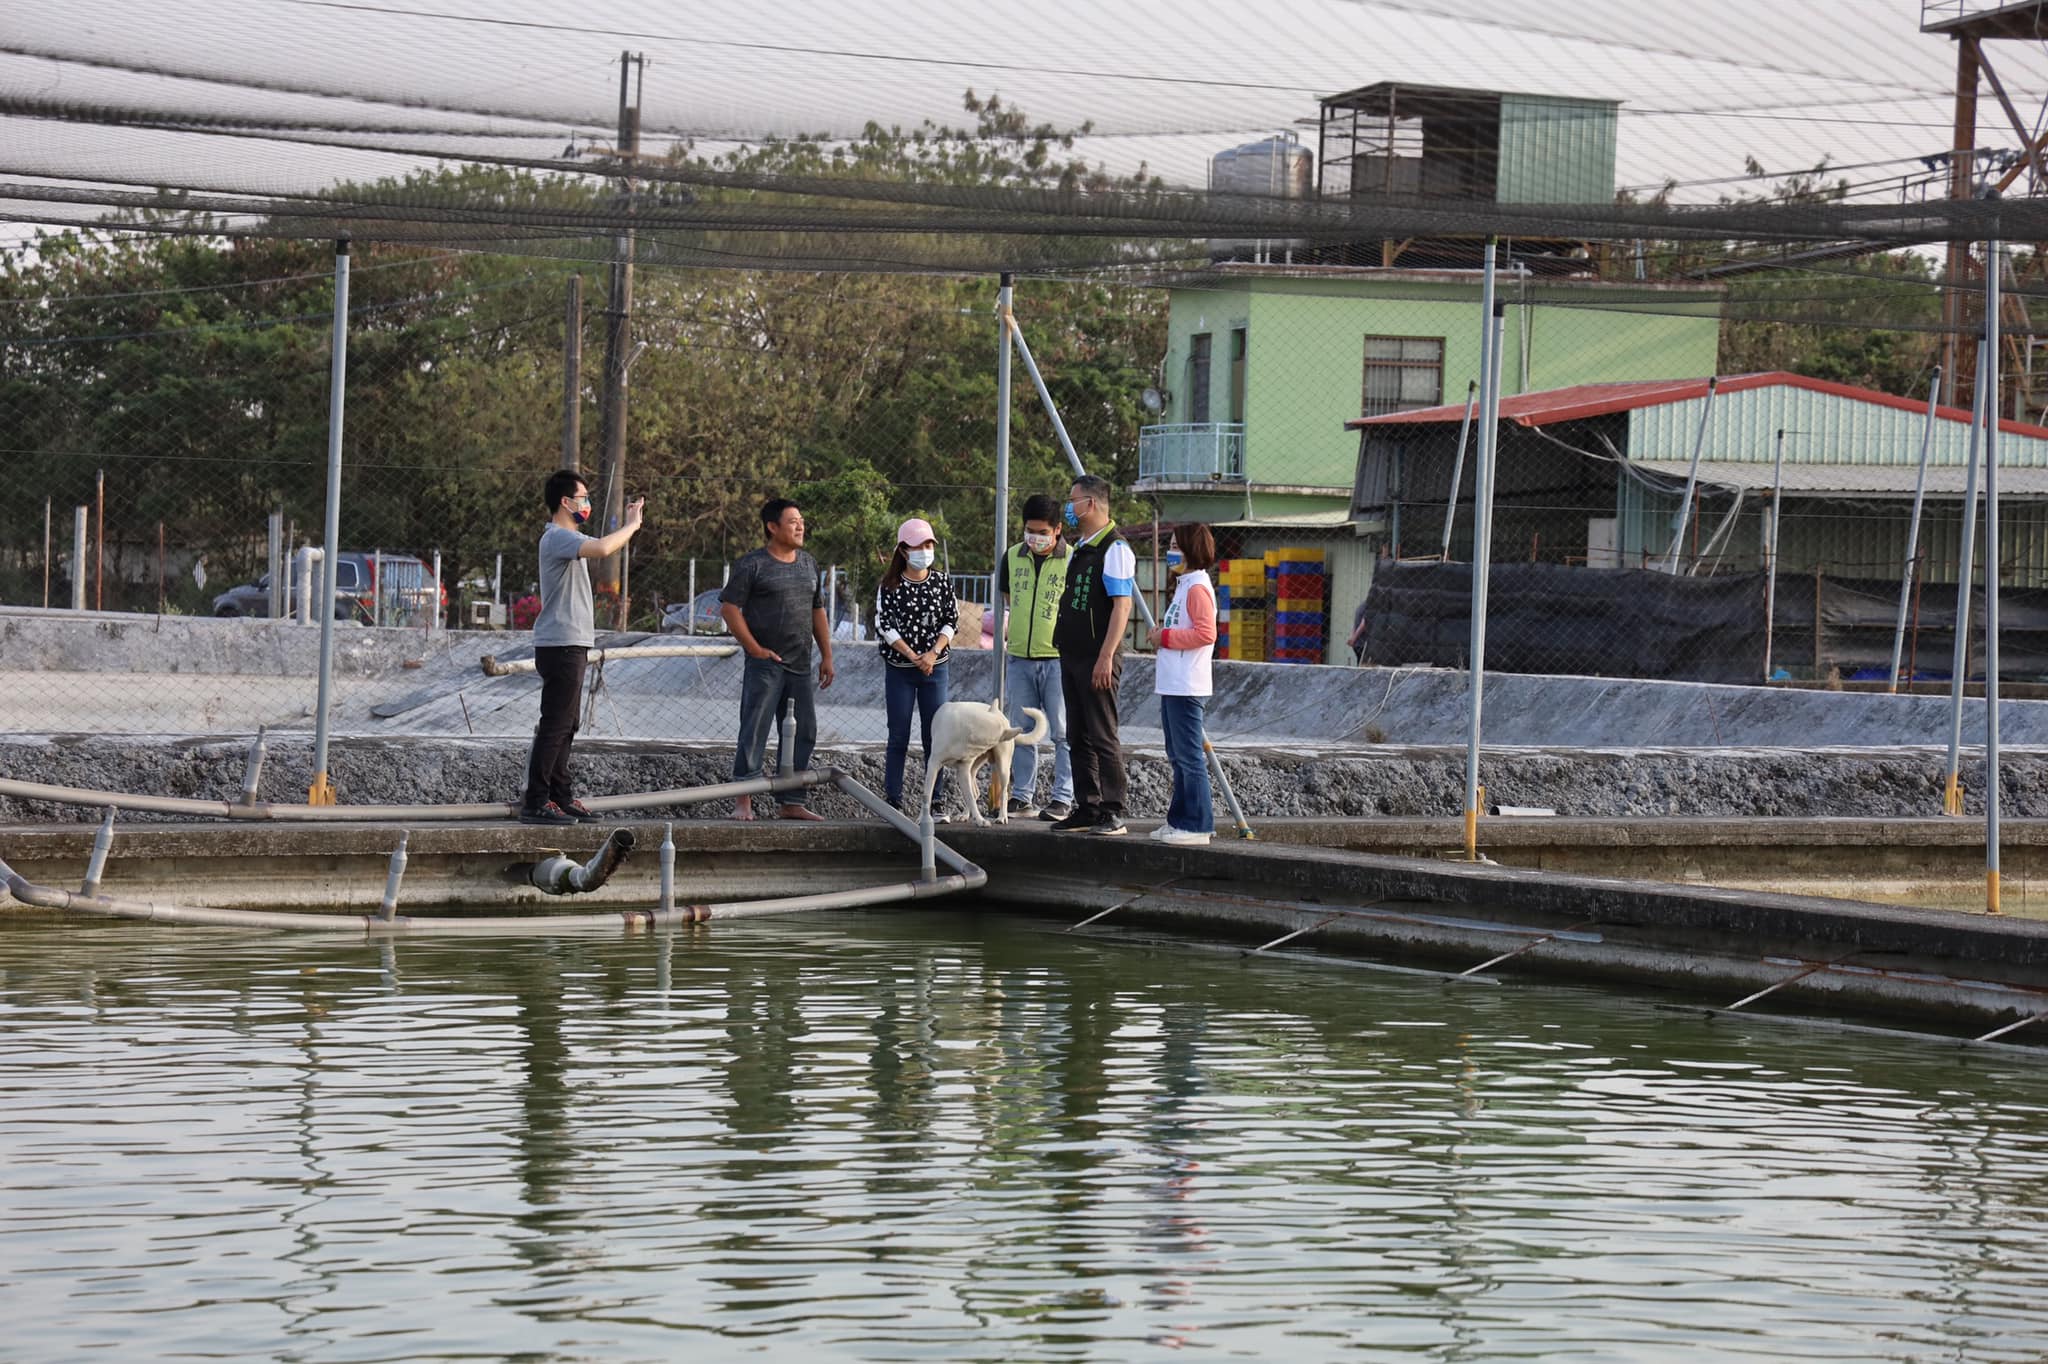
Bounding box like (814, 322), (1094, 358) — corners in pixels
(5, 0), (2048, 274)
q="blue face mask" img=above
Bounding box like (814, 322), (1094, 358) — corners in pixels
(1063, 501), (1080, 529)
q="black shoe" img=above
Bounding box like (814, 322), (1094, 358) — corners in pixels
(1047, 808), (1095, 832)
(1039, 800), (1073, 822)
(1088, 815), (1128, 837)
(519, 802), (577, 826)
(560, 799), (602, 823)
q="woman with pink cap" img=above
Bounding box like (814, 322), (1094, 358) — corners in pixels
(875, 516), (957, 814)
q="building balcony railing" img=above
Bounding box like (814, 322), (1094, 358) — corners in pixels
(1139, 422), (1246, 483)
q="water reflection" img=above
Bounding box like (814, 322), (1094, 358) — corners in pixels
(2, 912), (2048, 1360)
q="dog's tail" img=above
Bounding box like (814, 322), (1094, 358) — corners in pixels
(1014, 706), (1049, 748)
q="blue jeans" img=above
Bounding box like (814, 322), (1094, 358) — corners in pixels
(1159, 693), (1213, 834)
(1004, 655), (1072, 806)
(732, 656), (817, 808)
(883, 660), (949, 807)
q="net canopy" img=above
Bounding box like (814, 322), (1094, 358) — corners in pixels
(6, 0), (2048, 274)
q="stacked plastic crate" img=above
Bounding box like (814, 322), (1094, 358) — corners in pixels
(1214, 558), (1266, 661)
(1267, 547), (1327, 664)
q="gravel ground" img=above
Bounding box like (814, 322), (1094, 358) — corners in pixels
(1, 733), (2038, 825)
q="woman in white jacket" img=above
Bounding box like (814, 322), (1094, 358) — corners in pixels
(1146, 523), (1217, 846)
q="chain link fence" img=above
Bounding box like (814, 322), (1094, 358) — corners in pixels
(4, 229), (2041, 764)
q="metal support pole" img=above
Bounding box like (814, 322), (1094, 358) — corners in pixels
(1463, 241), (1503, 862)
(1985, 235), (2004, 913)
(593, 52), (641, 597)
(372, 547), (384, 628)
(1945, 344), (1990, 817)
(94, 469), (104, 611)
(562, 273), (583, 471)
(267, 509), (284, 617)
(1763, 429), (1785, 683)
(429, 549), (442, 635)
(71, 506), (86, 611)
(1889, 369), (1942, 692)
(687, 559), (697, 635)
(309, 236), (351, 806)
(994, 273), (1013, 709)
(1660, 376), (1721, 573)
(1439, 379), (1479, 559)
(42, 497), (51, 609)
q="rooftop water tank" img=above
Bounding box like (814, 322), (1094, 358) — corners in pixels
(1210, 134), (1313, 198)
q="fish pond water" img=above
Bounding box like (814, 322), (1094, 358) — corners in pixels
(2, 909), (2047, 1361)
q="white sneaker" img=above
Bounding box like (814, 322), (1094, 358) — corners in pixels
(1159, 828), (1212, 847)
(1148, 823), (1174, 840)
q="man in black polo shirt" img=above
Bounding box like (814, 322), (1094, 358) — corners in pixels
(720, 497), (836, 821)
(1049, 473), (1136, 836)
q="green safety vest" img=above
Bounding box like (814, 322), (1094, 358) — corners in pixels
(1001, 541), (1069, 659)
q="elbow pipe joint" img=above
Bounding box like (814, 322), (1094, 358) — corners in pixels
(529, 828), (636, 896)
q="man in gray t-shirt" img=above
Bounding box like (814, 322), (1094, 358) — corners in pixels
(520, 470), (644, 825)
(720, 497), (835, 821)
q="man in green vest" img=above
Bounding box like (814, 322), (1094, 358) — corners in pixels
(997, 493), (1073, 821)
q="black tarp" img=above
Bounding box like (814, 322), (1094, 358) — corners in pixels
(1358, 561), (2048, 683)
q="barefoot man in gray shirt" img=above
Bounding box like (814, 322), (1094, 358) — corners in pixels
(720, 497), (835, 821)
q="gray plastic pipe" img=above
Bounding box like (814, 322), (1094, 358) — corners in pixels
(529, 828), (635, 895)
(0, 768), (833, 823)
(479, 642), (737, 676)
(0, 854), (982, 935)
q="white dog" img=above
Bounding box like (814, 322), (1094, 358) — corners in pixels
(920, 699), (1049, 826)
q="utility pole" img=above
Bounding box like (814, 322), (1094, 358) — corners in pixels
(562, 273), (582, 471)
(593, 50), (645, 608)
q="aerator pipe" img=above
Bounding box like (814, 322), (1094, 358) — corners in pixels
(479, 643), (738, 676)
(0, 855), (981, 934)
(529, 828), (635, 895)
(1888, 368), (1942, 692)
(80, 806), (115, 898)
(0, 768), (834, 823)
(830, 771), (981, 879)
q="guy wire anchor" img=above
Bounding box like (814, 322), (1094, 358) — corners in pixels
(1067, 880), (1177, 932)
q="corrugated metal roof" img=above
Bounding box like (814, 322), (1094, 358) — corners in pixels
(1630, 458), (2048, 497)
(1345, 371), (2048, 442)
(1211, 508), (1358, 529)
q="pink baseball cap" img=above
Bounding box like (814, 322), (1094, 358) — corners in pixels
(896, 517), (936, 546)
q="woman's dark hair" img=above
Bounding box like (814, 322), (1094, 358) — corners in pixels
(879, 540), (936, 594)
(1175, 522), (1217, 571)
(880, 541), (909, 594)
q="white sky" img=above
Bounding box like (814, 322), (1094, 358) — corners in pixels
(3, 0), (2047, 231)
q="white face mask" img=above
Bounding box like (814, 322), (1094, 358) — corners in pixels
(906, 547), (935, 570)
(1022, 531), (1055, 553)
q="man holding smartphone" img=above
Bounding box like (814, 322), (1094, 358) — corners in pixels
(520, 468), (645, 826)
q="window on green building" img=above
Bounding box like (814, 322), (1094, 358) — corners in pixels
(1188, 333), (1213, 423)
(1229, 328), (1247, 423)
(1362, 335), (1443, 417)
